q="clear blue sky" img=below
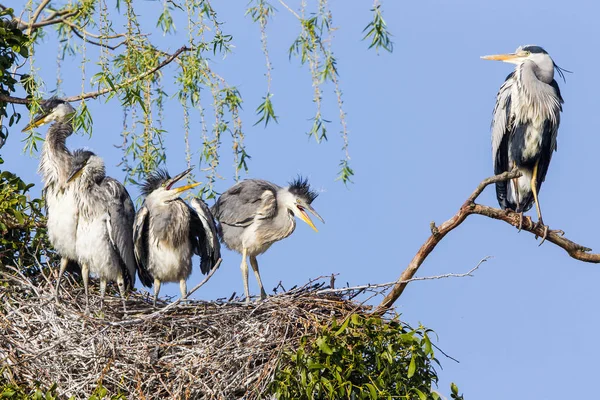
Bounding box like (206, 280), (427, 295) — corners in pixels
(5, 0), (600, 398)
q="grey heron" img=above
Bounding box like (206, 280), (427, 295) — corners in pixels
(482, 45), (566, 240)
(133, 168), (221, 307)
(67, 149), (138, 313)
(212, 177), (324, 304)
(21, 98), (80, 301)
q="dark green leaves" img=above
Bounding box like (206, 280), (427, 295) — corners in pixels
(269, 314), (453, 400)
(362, 4), (394, 53)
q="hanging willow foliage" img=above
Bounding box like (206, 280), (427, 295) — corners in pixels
(1, 1), (393, 193)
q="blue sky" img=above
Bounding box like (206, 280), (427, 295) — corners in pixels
(5, 0), (600, 398)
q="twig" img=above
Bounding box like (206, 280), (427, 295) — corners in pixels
(374, 170), (600, 315)
(316, 257), (490, 295)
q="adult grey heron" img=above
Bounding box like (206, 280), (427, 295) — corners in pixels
(482, 45), (566, 240)
(67, 149), (138, 313)
(212, 177), (324, 304)
(21, 98), (80, 301)
(133, 168), (221, 307)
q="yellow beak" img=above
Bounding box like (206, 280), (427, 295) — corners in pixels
(297, 208), (319, 232)
(173, 181), (201, 194)
(21, 114), (51, 132)
(67, 166), (85, 183)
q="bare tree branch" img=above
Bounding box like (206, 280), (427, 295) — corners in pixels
(374, 170), (600, 315)
(28, 0), (51, 31)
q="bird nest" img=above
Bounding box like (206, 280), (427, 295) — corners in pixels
(0, 267), (376, 399)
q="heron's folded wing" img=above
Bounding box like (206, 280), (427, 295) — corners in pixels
(535, 79), (563, 187)
(190, 198), (221, 274)
(491, 72), (515, 209)
(212, 179), (279, 227)
(103, 178), (138, 289)
(133, 204), (154, 287)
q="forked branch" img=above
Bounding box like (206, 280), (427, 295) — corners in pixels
(374, 170), (600, 315)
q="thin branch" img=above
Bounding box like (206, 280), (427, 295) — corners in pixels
(277, 0), (301, 19)
(28, 0), (51, 30)
(0, 46), (191, 105)
(316, 257), (490, 295)
(374, 170), (600, 315)
(70, 27), (126, 51)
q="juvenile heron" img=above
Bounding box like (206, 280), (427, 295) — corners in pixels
(212, 177), (324, 304)
(21, 98), (80, 301)
(133, 168), (221, 307)
(482, 45), (566, 240)
(67, 150), (138, 313)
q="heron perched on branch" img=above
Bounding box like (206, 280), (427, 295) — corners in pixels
(21, 98), (80, 301)
(482, 45), (567, 240)
(67, 149), (138, 313)
(133, 168), (221, 307)
(212, 177), (324, 304)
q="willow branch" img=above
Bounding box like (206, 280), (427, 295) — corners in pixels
(374, 170), (600, 315)
(0, 46), (191, 105)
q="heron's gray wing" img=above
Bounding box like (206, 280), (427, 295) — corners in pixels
(212, 179), (279, 227)
(534, 79), (564, 189)
(190, 198), (221, 274)
(133, 203), (154, 287)
(491, 72), (515, 210)
(102, 177), (137, 289)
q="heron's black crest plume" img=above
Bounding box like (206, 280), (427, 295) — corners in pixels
(72, 149), (95, 165)
(288, 176), (318, 204)
(522, 45), (547, 54)
(141, 169), (171, 196)
(554, 63), (572, 83)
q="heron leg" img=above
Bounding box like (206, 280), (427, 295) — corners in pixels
(249, 256), (267, 300)
(81, 263), (90, 316)
(54, 257), (69, 304)
(99, 279), (107, 311)
(241, 248), (250, 304)
(531, 160), (548, 245)
(179, 279), (187, 301)
(116, 275), (127, 314)
(153, 279), (161, 308)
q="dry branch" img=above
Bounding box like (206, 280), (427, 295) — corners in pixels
(375, 170), (600, 315)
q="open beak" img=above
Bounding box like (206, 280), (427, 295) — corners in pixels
(481, 52), (526, 64)
(21, 113), (51, 132)
(296, 203), (325, 233)
(166, 167), (201, 193)
(67, 165), (85, 183)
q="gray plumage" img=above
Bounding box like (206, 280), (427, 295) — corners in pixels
(22, 98), (80, 302)
(483, 45), (566, 235)
(67, 150), (138, 313)
(212, 177), (324, 304)
(133, 168), (220, 307)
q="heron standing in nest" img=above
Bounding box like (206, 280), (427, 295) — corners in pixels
(66, 149), (138, 313)
(21, 98), (80, 302)
(133, 168), (221, 307)
(212, 177), (324, 304)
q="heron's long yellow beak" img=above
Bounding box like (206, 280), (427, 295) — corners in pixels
(481, 51), (530, 63)
(297, 208), (319, 232)
(21, 114), (51, 132)
(67, 166), (85, 183)
(173, 182), (201, 194)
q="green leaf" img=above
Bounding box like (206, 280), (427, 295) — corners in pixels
(451, 382), (459, 395)
(407, 354), (416, 378)
(412, 388), (427, 400)
(316, 337), (333, 355)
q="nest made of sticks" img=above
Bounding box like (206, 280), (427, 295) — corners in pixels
(0, 267), (375, 399)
